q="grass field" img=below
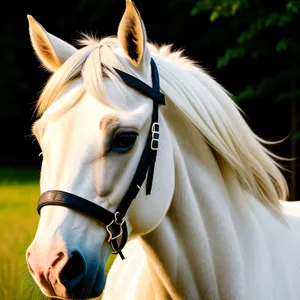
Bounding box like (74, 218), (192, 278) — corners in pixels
(0, 168), (46, 299)
(0, 168), (114, 300)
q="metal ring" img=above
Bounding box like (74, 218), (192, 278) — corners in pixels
(114, 212), (125, 226)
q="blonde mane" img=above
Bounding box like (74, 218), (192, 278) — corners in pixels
(35, 34), (288, 218)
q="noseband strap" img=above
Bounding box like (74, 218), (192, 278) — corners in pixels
(37, 58), (166, 259)
(37, 191), (128, 259)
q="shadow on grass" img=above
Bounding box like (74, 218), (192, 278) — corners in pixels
(0, 168), (39, 185)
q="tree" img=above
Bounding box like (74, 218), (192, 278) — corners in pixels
(189, 0), (300, 200)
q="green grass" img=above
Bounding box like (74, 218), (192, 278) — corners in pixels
(0, 183), (46, 300)
(0, 169), (115, 299)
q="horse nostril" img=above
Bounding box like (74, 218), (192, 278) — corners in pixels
(52, 252), (65, 267)
(60, 251), (86, 292)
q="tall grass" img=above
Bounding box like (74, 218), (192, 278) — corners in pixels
(0, 183), (47, 300)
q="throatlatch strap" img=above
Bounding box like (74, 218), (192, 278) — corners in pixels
(146, 60), (161, 195)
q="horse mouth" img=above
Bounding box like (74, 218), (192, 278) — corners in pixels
(44, 289), (102, 300)
(45, 293), (102, 300)
(40, 283), (102, 300)
(41, 278), (103, 300)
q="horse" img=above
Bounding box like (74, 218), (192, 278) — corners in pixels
(25, 1), (300, 299)
(101, 200), (300, 300)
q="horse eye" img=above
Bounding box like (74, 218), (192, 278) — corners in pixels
(38, 152), (43, 157)
(112, 131), (138, 153)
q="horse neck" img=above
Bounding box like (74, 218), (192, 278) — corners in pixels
(139, 103), (283, 299)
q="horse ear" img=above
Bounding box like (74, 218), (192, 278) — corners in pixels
(117, 0), (151, 73)
(27, 15), (77, 72)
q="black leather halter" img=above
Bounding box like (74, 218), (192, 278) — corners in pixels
(37, 58), (166, 259)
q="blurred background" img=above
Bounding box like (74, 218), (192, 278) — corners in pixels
(0, 0), (299, 299)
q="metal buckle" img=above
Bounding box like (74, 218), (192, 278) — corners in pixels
(151, 122), (160, 151)
(106, 212), (125, 243)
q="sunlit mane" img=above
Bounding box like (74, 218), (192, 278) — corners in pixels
(36, 34), (288, 218)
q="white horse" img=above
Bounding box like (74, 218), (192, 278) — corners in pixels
(26, 1), (300, 299)
(102, 200), (300, 300)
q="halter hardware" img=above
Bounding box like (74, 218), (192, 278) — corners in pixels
(151, 122), (160, 151)
(36, 58), (166, 260)
(106, 212), (125, 243)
